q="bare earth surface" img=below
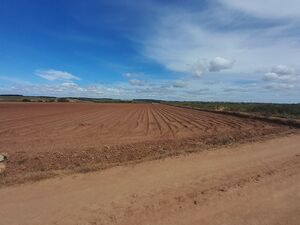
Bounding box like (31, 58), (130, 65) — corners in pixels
(0, 102), (286, 152)
(0, 134), (299, 225)
(0, 103), (292, 184)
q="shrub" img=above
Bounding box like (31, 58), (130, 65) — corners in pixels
(57, 98), (69, 102)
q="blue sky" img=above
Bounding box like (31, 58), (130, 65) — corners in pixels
(0, 0), (299, 102)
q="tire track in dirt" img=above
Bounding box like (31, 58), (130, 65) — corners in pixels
(0, 134), (299, 225)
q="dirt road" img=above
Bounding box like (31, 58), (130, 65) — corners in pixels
(0, 133), (299, 225)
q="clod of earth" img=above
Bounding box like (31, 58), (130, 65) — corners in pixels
(0, 163), (6, 174)
(0, 154), (7, 162)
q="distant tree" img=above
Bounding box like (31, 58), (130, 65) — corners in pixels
(57, 98), (69, 102)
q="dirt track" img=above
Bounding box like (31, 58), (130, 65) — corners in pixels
(0, 134), (299, 225)
(0, 103), (293, 185)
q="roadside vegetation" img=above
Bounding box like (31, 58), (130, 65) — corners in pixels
(167, 101), (300, 119)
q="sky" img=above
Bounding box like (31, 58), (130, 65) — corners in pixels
(0, 0), (299, 102)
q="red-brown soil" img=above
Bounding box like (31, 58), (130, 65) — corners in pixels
(0, 103), (293, 185)
(0, 134), (299, 225)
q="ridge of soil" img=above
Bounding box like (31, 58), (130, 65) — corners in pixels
(0, 103), (296, 186)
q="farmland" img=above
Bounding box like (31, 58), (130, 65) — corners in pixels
(0, 102), (293, 185)
(0, 102), (299, 225)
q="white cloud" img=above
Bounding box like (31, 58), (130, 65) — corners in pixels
(122, 72), (144, 78)
(0, 76), (32, 85)
(219, 0), (300, 20)
(209, 57), (234, 72)
(35, 69), (80, 81)
(1, 74), (299, 102)
(172, 80), (187, 88)
(263, 65), (298, 83)
(189, 57), (234, 77)
(262, 65), (299, 95)
(263, 72), (296, 82)
(61, 82), (78, 87)
(264, 72), (282, 81)
(265, 83), (295, 90)
(271, 65), (293, 76)
(123, 73), (133, 78)
(143, 11), (300, 78)
(191, 61), (207, 77)
(129, 79), (145, 86)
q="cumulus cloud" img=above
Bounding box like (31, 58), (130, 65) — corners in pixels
(129, 79), (145, 86)
(122, 72), (144, 78)
(265, 83), (295, 90)
(262, 64), (299, 95)
(142, 2), (300, 81)
(209, 57), (234, 72)
(184, 88), (210, 95)
(191, 61), (207, 77)
(264, 72), (282, 81)
(60, 82), (84, 90)
(123, 73), (133, 78)
(189, 57), (234, 77)
(172, 81), (187, 88)
(0, 82), (121, 98)
(35, 69), (80, 81)
(271, 65), (293, 76)
(263, 65), (297, 83)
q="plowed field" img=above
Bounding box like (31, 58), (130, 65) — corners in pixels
(0, 103), (292, 185)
